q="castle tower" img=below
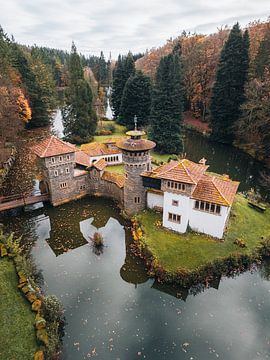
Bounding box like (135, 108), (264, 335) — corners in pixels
(32, 136), (77, 206)
(116, 119), (156, 215)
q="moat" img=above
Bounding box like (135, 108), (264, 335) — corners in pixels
(1, 130), (270, 360)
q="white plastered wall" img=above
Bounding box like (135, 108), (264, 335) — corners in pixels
(147, 191), (164, 209)
(162, 192), (190, 233)
(189, 199), (230, 239)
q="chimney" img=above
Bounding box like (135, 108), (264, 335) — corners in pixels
(199, 157), (207, 166)
(222, 174), (230, 180)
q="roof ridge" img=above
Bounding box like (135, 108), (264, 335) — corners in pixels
(181, 159), (195, 184)
(41, 135), (54, 157)
(211, 176), (230, 206)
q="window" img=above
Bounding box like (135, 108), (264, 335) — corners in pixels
(80, 184), (86, 190)
(54, 170), (58, 177)
(200, 201), (205, 210)
(59, 156), (63, 162)
(194, 200), (221, 215)
(168, 212), (181, 224)
(167, 181), (186, 191)
(51, 157), (55, 164)
(65, 168), (70, 174)
(66, 155), (70, 161)
(172, 200), (179, 206)
(60, 182), (67, 189)
(134, 196), (140, 204)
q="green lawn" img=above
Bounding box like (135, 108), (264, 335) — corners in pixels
(106, 164), (125, 174)
(151, 151), (172, 163)
(0, 258), (37, 359)
(137, 195), (270, 272)
(94, 121), (126, 143)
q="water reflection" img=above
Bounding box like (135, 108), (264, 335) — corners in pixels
(2, 197), (270, 360)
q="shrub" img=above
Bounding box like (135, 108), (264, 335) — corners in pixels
(91, 232), (104, 248)
(43, 295), (64, 323)
(234, 238), (247, 248)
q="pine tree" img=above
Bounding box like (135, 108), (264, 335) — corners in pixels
(255, 26), (270, 79)
(62, 43), (97, 144)
(118, 71), (152, 129)
(12, 45), (56, 128)
(210, 23), (249, 143)
(111, 55), (125, 120)
(149, 43), (184, 154)
(111, 52), (135, 121)
(98, 51), (108, 85)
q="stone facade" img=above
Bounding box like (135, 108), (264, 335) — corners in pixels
(122, 150), (152, 215)
(38, 153), (124, 208)
(34, 132), (156, 215)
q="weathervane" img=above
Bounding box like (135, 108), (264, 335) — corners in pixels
(134, 115), (138, 131)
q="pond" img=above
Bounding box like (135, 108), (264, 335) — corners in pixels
(1, 121), (270, 359)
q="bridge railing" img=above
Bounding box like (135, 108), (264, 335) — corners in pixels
(0, 191), (49, 204)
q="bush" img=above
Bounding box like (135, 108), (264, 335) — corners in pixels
(43, 295), (64, 323)
(91, 232), (104, 248)
(234, 238), (247, 248)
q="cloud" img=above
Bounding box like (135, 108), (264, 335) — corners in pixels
(0, 0), (269, 58)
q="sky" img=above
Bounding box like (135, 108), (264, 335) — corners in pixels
(0, 0), (269, 58)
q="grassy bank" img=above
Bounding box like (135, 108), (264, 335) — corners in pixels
(0, 258), (37, 359)
(134, 195), (270, 276)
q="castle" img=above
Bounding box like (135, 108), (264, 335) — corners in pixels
(33, 128), (239, 239)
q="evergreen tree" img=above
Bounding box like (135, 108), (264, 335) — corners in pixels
(13, 45), (56, 128)
(62, 42), (97, 144)
(255, 26), (270, 79)
(123, 51), (135, 81)
(210, 23), (249, 143)
(98, 51), (108, 85)
(118, 71), (152, 129)
(111, 55), (125, 119)
(149, 43), (184, 154)
(111, 52), (135, 121)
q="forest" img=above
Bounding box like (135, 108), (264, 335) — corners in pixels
(0, 18), (270, 169)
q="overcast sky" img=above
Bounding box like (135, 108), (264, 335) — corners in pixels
(0, 0), (269, 58)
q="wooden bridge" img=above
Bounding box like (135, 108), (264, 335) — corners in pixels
(0, 192), (50, 212)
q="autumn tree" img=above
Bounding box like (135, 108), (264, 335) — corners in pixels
(255, 25), (270, 79)
(118, 71), (152, 129)
(149, 43), (184, 154)
(210, 23), (249, 143)
(62, 42), (97, 144)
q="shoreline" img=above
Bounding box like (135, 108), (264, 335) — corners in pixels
(130, 195), (270, 288)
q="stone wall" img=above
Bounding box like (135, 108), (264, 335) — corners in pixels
(123, 150), (152, 215)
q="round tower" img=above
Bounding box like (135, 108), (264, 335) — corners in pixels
(116, 124), (156, 215)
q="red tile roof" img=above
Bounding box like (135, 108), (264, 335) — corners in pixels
(101, 171), (125, 188)
(32, 136), (76, 158)
(191, 174), (239, 206)
(143, 159), (208, 184)
(142, 159), (239, 206)
(81, 142), (121, 156)
(93, 158), (107, 171)
(75, 150), (90, 167)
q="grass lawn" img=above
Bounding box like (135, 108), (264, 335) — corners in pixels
(106, 164), (125, 174)
(94, 121), (126, 143)
(137, 194), (270, 273)
(0, 258), (37, 359)
(151, 151), (172, 163)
